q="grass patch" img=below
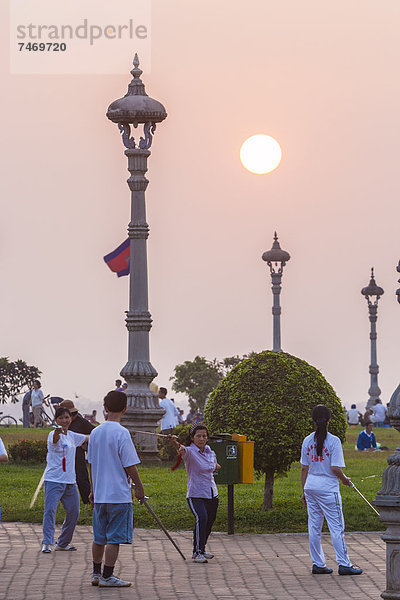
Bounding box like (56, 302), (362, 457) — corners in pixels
(0, 425), (396, 533)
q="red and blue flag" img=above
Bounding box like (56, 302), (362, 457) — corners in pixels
(103, 239), (130, 277)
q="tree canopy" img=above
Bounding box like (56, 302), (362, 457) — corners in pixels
(170, 354), (255, 411)
(0, 357), (42, 404)
(205, 350), (347, 509)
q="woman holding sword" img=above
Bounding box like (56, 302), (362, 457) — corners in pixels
(41, 406), (90, 553)
(301, 404), (363, 576)
(169, 424), (221, 563)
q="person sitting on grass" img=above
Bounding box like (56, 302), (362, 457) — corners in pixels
(356, 421), (377, 451)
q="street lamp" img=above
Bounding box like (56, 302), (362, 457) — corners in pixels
(106, 54), (167, 458)
(262, 232), (290, 352)
(374, 262), (400, 600)
(361, 268), (384, 410)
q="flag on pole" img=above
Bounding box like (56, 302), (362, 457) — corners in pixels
(103, 239), (130, 277)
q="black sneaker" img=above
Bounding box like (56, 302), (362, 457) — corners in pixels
(338, 565), (363, 575)
(312, 565), (333, 574)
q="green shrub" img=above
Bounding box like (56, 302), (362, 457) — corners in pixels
(158, 424), (191, 462)
(8, 439), (47, 463)
(205, 350), (347, 508)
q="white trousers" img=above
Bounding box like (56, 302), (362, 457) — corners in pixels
(304, 489), (352, 568)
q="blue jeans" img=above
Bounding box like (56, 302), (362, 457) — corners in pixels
(42, 481), (80, 546)
(187, 496), (219, 554)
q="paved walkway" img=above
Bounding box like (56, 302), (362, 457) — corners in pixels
(0, 524), (386, 600)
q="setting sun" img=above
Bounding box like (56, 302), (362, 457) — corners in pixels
(240, 134), (282, 174)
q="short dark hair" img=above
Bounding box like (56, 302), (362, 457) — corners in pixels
(159, 387), (167, 395)
(185, 423), (209, 446)
(34, 380), (41, 388)
(365, 420), (373, 427)
(351, 404), (356, 409)
(55, 407), (71, 419)
(115, 379), (122, 387)
(104, 390), (127, 413)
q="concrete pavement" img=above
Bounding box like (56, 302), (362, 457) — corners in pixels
(0, 523), (386, 600)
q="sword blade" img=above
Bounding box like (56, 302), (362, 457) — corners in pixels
(143, 499), (186, 560)
(350, 482), (380, 516)
(30, 472), (45, 509)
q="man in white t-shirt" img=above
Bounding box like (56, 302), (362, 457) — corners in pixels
(158, 387), (179, 434)
(346, 404), (361, 427)
(0, 437), (8, 522)
(371, 400), (386, 427)
(87, 390), (145, 588)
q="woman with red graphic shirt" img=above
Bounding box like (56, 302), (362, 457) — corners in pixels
(300, 405), (363, 576)
(41, 407), (89, 554)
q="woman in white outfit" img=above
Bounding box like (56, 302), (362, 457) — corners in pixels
(300, 404), (363, 576)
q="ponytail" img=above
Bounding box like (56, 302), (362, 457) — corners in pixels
(311, 405), (331, 456)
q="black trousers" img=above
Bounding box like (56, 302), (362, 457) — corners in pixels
(187, 496), (219, 554)
(75, 452), (91, 504)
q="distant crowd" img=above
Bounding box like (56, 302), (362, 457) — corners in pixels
(20, 379), (201, 430)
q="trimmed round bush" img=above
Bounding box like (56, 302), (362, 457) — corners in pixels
(205, 351), (347, 509)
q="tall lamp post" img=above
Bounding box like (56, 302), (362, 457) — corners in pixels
(361, 268), (384, 410)
(106, 54), (166, 458)
(374, 261), (400, 600)
(262, 232), (290, 352)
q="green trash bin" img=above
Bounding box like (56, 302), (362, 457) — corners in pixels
(209, 434), (239, 485)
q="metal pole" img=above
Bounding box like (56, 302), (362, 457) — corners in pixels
(367, 304), (381, 409)
(227, 484), (234, 535)
(271, 272), (282, 352)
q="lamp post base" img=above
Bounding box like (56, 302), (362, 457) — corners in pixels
(121, 406), (164, 461)
(375, 435), (400, 599)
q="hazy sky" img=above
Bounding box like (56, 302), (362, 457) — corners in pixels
(2, 0), (400, 420)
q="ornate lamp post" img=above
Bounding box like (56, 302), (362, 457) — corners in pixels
(373, 262), (400, 600)
(262, 232), (290, 352)
(106, 54), (166, 458)
(361, 268), (384, 410)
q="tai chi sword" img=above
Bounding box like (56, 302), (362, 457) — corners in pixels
(30, 471), (45, 508)
(132, 486), (186, 561)
(350, 482), (380, 516)
(142, 496), (186, 561)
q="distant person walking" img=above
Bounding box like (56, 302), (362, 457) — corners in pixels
(84, 410), (99, 426)
(158, 387), (178, 434)
(301, 404), (362, 576)
(31, 380), (45, 428)
(22, 390), (32, 428)
(0, 436), (8, 521)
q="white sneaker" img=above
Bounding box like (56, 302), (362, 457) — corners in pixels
(91, 573), (100, 586)
(193, 553), (208, 563)
(98, 576), (131, 587)
(54, 544), (77, 551)
(41, 544), (52, 553)
(203, 551), (214, 559)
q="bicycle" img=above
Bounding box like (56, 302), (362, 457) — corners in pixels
(0, 411), (18, 428)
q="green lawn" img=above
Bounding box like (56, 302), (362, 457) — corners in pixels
(0, 425), (397, 533)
